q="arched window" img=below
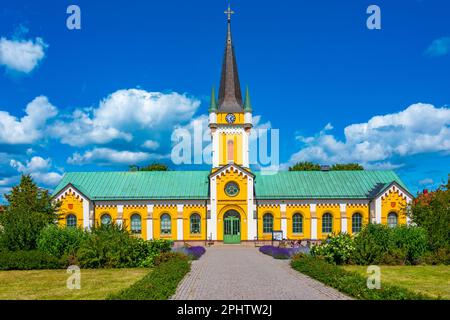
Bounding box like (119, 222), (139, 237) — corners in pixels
(66, 214), (77, 228)
(101, 214), (112, 226)
(352, 213), (363, 233)
(160, 214), (171, 235)
(263, 213), (273, 234)
(190, 213), (201, 234)
(387, 212), (398, 228)
(227, 140), (234, 162)
(292, 213), (303, 234)
(322, 213), (333, 234)
(130, 214), (142, 234)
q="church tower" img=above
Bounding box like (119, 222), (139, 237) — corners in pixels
(209, 5), (253, 170)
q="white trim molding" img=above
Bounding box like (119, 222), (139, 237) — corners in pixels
(177, 204), (184, 241)
(247, 176), (257, 240)
(375, 197), (382, 224)
(116, 205), (124, 227)
(146, 205), (154, 240)
(340, 203), (347, 233)
(208, 176), (218, 240)
(310, 203), (317, 240)
(280, 204), (287, 239)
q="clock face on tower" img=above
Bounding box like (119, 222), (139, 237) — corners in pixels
(225, 113), (236, 124)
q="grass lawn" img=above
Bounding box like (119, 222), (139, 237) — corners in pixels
(342, 265), (450, 299)
(0, 268), (149, 300)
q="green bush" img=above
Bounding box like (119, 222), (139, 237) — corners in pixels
(351, 224), (391, 265)
(0, 250), (66, 270)
(389, 226), (428, 264)
(351, 224), (428, 265)
(290, 254), (432, 300)
(77, 224), (141, 268)
(419, 247), (450, 265)
(153, 251), (184, 266)
(311, 233), (355, 264)
(108, 253), (190, 300)
(76, 224), (173, 268)
(37, 224), (86, 258)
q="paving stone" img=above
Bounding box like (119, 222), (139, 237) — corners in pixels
(172, 246), (351, 300)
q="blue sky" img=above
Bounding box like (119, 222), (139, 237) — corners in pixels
(0, 0), (449, 201)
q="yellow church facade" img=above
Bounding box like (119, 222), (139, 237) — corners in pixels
(53, 9), (413, 244)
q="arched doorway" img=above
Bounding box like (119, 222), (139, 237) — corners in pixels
(223, 210), (241, 244)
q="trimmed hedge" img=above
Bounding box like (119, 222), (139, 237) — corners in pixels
(290, 254), (433, 300)
(0, 250), (66, 270)
(107, 252), (190, 300)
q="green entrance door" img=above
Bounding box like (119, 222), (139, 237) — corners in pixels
(223, 211), (241, 244)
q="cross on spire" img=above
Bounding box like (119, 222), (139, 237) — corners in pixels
(224, 5), (234, 21)
(218, 3), (243, 112)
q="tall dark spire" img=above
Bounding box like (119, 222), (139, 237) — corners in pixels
(218, 5), (243, 113)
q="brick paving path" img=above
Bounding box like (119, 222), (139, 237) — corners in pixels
(172, 246), (351, 300)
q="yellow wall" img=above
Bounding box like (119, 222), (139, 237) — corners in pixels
(152, 205), (178, 241)
(123, 205), (147, 240)
(316, 204), (341, 239)
(57, 191), (84, 228)
(345, 204), (369, 235)
(257, 205), (281, 240)
(216, 112), (245, 125)
(183, 205), (207, 241)
(219, 133), (243, 166)
(381, 190), (407, 225)
(95, 205), (118, 227)
(216, 167), (249, 241)
(286, 205), (311, 240)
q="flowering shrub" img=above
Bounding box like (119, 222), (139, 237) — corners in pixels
(259, 245), (274, 256)
(310, 233), (355, 265)
(172, 246), (206, 260)
(259, 245), (309, 259)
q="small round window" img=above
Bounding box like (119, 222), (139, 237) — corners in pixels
(225, 182), (240, 197)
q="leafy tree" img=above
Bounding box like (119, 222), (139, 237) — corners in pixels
(409, 178), (450, 251)
(129, 163), (169, 172)
(331, 163), (364, 171)
(289, 162), (321, 171)
(0, 175), (60, 251)
(289, 162), (364, 171)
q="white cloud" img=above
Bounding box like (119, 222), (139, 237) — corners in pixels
(0, 96), (57, 144)
(10, 156), (50, 173)
(30, 171), (63, 186)
(51, 89), (200, 147)
(289, 103), (450, 167)
(419, 178), (434, 185)
(425, 37), (450, 57)
(0, 176), (18, 187)
(50, 108), (131, 146)
(67, 148), (169, 166)
(10, 156), (63, 186)
(142, 140), (160, 150)
(0, 37), (47, 73)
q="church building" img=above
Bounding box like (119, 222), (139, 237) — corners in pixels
(53, 7), (413, 244)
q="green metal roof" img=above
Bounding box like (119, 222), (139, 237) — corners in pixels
(53, 170), (410, 201)
(53, 171), (210, 200)
(254, 170), (410, 199)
